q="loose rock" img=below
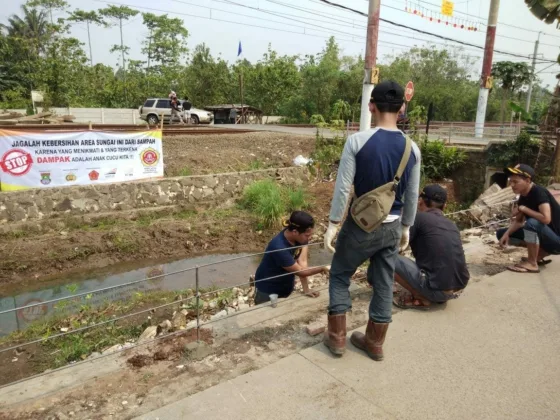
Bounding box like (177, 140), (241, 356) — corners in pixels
(158, 319), (172, 335)
(138, 326), (158, 343)
(171, 309), (189, 329)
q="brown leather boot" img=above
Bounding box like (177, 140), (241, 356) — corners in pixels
(323, 314), (346, 356)
(350, 320), (388, 361)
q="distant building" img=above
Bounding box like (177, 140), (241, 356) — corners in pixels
(204, 104), (263, 124)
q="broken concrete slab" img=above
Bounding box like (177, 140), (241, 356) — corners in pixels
(138, 326), (158, 343)
(468, 183), (516, 222)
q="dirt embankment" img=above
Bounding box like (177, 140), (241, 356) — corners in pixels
(0, 182), (335, 296)
(162, 132), (316, 176)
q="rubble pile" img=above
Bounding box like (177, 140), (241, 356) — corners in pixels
(0, 111), (75, 125)
(466, 183), (516, 224)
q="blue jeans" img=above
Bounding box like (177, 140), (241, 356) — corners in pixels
(329, 217), (401, 323)
(496, 217), (560, 255)
(394, 256), (458, 303)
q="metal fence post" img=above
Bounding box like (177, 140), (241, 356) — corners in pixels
(196, 266), (200, 343)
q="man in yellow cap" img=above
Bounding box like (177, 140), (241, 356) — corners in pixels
(498, 164), (560, 273)
(254, 211), (329, 305)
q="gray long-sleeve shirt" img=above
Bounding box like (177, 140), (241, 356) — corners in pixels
(329, 127), (421, 227)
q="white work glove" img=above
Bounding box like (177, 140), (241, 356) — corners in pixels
(324, 222), (339, 253)
(399, 225), (410, 253)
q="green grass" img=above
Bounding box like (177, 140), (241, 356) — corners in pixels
(240, 180), (312, 228)
(248, 159), (266, 171)
(111, 233), (139, 253)
(175, 209), (198, 219)
(286, 187), (311, 212)
(0, 280), (249, 371)
(241, 180), (286, 228)
(177, 166), (193, 177)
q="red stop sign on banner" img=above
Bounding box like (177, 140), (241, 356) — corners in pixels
(405, 81), (415, 102)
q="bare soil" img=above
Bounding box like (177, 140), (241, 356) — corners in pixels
(162, 132), (316, 176)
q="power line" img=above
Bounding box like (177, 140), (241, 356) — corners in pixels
(290, 0), (559, 48)
(316, 0), (558, 63)
(83, 0), (551, 66)
(171, 0), (554, 64)
(222, 0), (558, 54)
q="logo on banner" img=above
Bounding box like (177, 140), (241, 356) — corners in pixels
(0, 148), (33, 176)
(105, 168), (117, 178)
(140, 148), (160, 167)
(88, 170), (99, 181)
(40, 172), (51, 185)
(65, 173), (77, 182)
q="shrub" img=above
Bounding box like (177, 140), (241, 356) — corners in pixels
(241, 181), (311, 228)
(241, 180), (286, 228)
(418, 136), (467, 181)
(310, 114), (326, 126)
(311, 131), (346, 178)
(487, 131), (541, 169)
(286, 187), (311, 212)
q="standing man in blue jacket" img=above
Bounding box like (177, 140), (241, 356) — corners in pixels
(323, 81), (421, 361)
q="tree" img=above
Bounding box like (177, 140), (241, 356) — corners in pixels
(39, 36), (88, 107)
(1, 5), (49, 55)
(142, 13), (188, 70)
(243, 46), (300, 117)
(99, 5), (138, 72)
(26, 0), (68, 24)
(491, 61), (533, 123)
(68, 10), (106, 65)
(525, 0), (560, 25)
(300, 37), (341, 118)
(186, 44), (234, 106)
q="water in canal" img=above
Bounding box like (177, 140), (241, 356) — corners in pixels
(0, 247), (332, 336)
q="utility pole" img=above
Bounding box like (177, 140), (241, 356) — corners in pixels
(119, 17), (128, 104)
(239, 72), (245, 124)
(359, 0), (381, 131)
(525, 32), (542, 113)
(475, 0), (500, 138)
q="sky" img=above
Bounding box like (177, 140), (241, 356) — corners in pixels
(2, 0), (559, 89)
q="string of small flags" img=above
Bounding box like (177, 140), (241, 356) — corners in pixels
(404, 1), (482, 31)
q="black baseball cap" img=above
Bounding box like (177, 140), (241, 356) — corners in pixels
(504, 164), (535, 180)
(420, 184), (448, 204)
(283, 211), (315, 232)
(371, 81), (405, 105)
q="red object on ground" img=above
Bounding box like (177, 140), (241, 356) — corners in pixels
(306, 322), (326, 337)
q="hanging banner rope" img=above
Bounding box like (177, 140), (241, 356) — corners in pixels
(404, 1), (480, 31)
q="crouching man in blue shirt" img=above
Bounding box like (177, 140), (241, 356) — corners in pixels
(254, 211), (330, 305)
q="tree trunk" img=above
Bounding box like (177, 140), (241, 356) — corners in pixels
(87, 20), (93, 66)
(500, 88), (508, 124)
(553, 134), (560, 183)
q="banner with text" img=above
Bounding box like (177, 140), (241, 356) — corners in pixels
(0, 129), (163, 191)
